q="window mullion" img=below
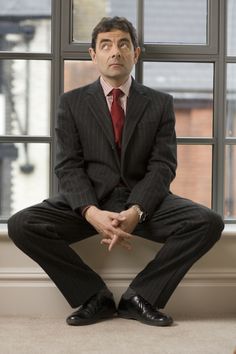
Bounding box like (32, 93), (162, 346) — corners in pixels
(213, 0), (227, 216)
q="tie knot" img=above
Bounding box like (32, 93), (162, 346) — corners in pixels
(111, 88), (123, 100)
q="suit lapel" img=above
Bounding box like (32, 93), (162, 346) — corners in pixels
(122, 80), (150, 155)
(87, 79), (120, 166)
(87, 80), (114, 146)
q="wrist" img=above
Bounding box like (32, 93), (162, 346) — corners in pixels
(84, 205), (98, 220)
(130, 204), (147, 224)
(128, 205), (140, 223)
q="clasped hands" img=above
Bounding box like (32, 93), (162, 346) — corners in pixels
(85, 206), (139, 251)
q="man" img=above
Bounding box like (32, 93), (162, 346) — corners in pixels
(8, 16), (224, 327)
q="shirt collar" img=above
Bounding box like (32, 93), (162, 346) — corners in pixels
(100, 76), (132, 97)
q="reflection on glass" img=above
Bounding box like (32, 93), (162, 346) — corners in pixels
(0, 0), (51, 52)
(226, 64), (236, 137)
(144, 0), (207, 44)
(0, 60), (51, 136)
(72, 0), (136, 43)
(171, 145), (212, 208)
(0, 143), (49, 219)
(143, 62), (213, 137)
(64, 61), (100, 92)
(225, 145), (236, 219)
(227, 0), (236, 56)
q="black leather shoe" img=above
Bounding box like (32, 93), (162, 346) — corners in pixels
(118, 295), (173, 326)
(67, 289), (116, 326)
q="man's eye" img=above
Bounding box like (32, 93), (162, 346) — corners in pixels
(120, 43), (129, 49)
(101, 43), (110, 50)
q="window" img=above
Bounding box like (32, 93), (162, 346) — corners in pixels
(0, 0), (235, 224)
(144, 0), (208, 45)
(227, 0), (236, 56)
(143, 62), (214, 207)
(72, 0), (136, 43)
(0, 0), (52, 221)
(225, 0), (236, 219)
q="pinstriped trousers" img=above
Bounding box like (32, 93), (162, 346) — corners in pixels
(7, 187), (224, 309)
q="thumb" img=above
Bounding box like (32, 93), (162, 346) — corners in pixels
(111, 219), (119, 227)
(117, 211), (126, 221)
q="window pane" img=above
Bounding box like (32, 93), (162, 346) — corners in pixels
(225, 145), (236, 219)
(171, 145), (212, 208)
(226, 64), (236, 137)
(143, 62), (213, 137)
(227, 0), (236, 56)
(144, 0), (208, 44)
(0, 143), (50, 220)
(64, 60), (135, 92)
(0, 60), (51, 136)
(64, 61), (100, 92)
(0, 0), (51, 53)
(72, 0), (136, 43)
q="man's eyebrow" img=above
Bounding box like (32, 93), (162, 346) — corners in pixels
(118, 38), (131, 42)
(98, 38), (112, 44)
(98, 37), (131, 44)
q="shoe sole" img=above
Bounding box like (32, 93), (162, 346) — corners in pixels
(67, 312), (116, 326)
(118, 311), (173, 327)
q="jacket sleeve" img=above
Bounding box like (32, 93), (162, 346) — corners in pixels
(126, 94), (177, 218)
(54, 93), (99, 211)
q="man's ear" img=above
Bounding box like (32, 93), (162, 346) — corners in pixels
(89, 48), (96, 63)
(134, 47), (141, 64)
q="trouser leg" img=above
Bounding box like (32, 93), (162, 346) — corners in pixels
(130, 194), (224, 308)
(7, 201), (107, 308)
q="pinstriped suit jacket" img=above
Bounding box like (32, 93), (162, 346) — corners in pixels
(54, 78), (177, 218)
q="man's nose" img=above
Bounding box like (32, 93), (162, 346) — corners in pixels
(111, 45), (121, 57)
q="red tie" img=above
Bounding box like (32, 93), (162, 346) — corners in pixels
(110, 89), (125, 149)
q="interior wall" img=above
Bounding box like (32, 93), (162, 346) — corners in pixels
(0, 227), (235, 317)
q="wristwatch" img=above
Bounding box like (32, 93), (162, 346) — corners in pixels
(131, 204), (147, 224)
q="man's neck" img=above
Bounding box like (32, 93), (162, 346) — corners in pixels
(101, 75), (130, 88)
(100, 76), (132, 99)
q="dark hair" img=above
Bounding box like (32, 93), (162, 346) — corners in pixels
(91, 16), (138, 50)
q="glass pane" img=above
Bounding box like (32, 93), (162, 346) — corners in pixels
(225, 145), (236, 219)
(0, 143), (50, 219)
(0, 60), (51, 136)
(144, 0), (208, 44)
(0, 0), (51, 52)
(143, 62), (213, 137)
(72, 0), (136, 43)
(227, 0), (236, 56)
(226, 64), (236, 137)
(64, 61), (100, 92)
(171, 145), (212, 208)
(64, 60), (135, 92)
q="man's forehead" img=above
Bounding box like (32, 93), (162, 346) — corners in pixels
(96, 30), (132, 42)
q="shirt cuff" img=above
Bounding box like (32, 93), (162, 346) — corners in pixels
(80, 205), (93, 218)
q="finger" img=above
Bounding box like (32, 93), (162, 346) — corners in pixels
(116, 230), (133, 240)
(108, 235), (119, 252)
(109, 212), (121, 220)
(111, 219), (120, 227)
(121, 243), (132, 251)
(100, 238), (111, 245)
(101, 226), (133, 244)
(104, 226), (132, 240)
(118, 239), (132, 251)
(117, 214), (126, 221)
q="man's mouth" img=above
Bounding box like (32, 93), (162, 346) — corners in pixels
(109, 63), (122, 67)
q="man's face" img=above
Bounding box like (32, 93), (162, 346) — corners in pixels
(89, 29), (140, 86)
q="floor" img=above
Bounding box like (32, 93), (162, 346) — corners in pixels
(0, 316), (235, 354)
